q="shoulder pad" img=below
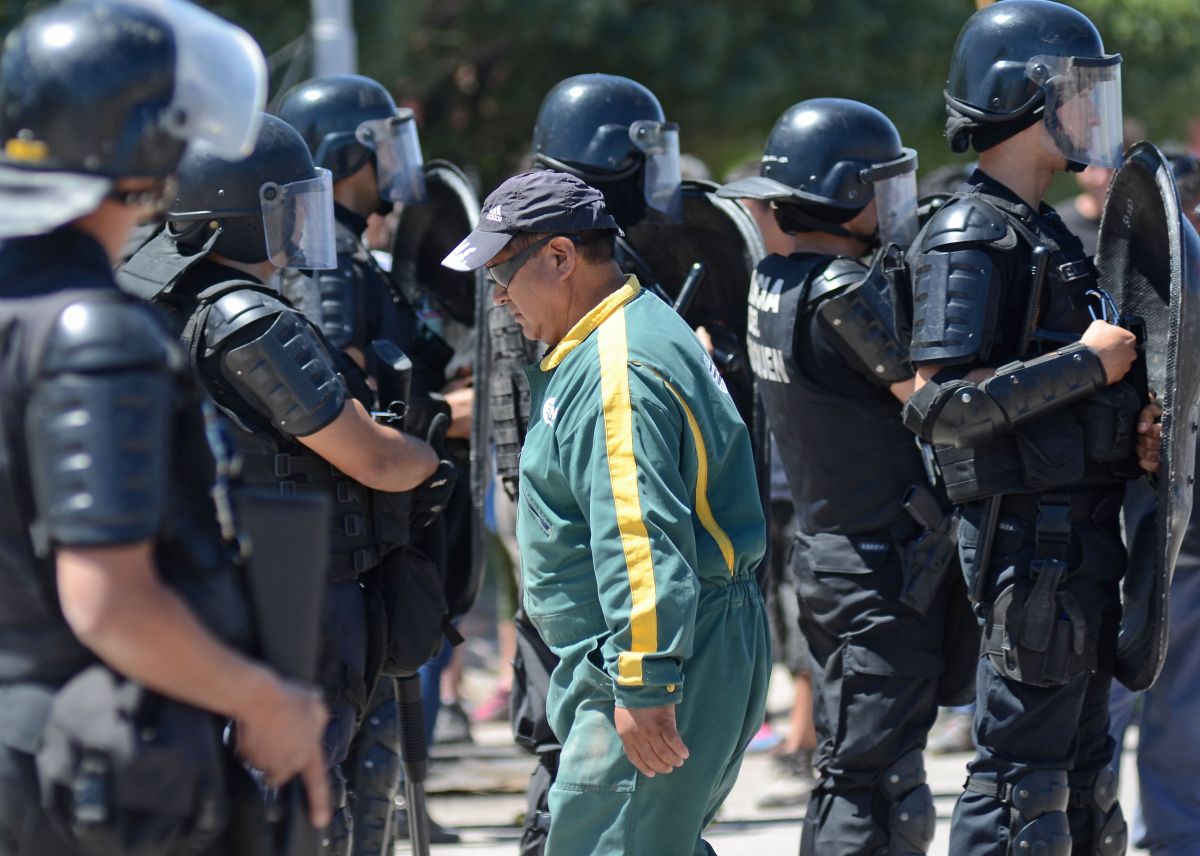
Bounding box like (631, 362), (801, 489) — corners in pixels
(920, 196), (1009, 251)
(313, 262), (362, 351)
(909, 246), (997, 364)
(335, 220), (364, 255)
(41, 299), (178, 376)
(817, 261), (913, 386)
(281, 264), (361, 352)
(220, 310), (346, 436)
(203, 287), (291, 353)
(808, 257), (869, 305)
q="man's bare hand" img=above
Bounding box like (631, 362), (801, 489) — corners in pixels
(613, 703), (689, 778)
(1080, 320), (1138, 385)
(236, 676), (331, 827)
(1136, 399), (1164, 474)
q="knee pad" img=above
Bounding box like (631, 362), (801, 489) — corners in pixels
(348, 742), (401, 856)
(880, 749), (935, 855)
(323, 766), (353, 856)
(1072, 768), (1127, 856)
(349, 700), (402, 800)
(347, 701), (402, 856)
(1009, 769), (1070, 856)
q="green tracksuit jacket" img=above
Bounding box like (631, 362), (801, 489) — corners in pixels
(517, 276), (771, 855)
(517, 276), (766, 707)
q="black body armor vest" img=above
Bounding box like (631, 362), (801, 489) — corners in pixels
(0, 230), (247, 695)
(929, 187), (1143, 501)
(160, 262), (384, 582)
(749, 253), (926, 534)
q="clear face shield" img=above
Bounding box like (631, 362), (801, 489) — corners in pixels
(356, 109), (427, 204)
(258, 168), (337, 269)
(629, 119), (683, 220)
(125, 0), (267, 160)
(1028, 54), (1124, 169)
(860, 148), (920, 249)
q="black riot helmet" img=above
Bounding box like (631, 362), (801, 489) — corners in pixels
(167, 113), (336, 269)
(718, 98), (920, 248)
(531, 73), (682, 226)
(276, 74), (426, 204)
(944, 0), (1123, 167)
(0, 0), (266, 239)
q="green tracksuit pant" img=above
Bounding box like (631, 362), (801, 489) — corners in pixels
(544, 575), (770, 856)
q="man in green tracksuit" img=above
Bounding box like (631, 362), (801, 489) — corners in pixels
(444, 170), (770, 855)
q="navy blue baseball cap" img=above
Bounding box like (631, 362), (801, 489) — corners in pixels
(441, 169), (621, 271)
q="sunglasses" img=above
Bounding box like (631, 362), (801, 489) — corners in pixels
(487, 233), (580, 289)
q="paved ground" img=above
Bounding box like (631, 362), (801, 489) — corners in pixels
(407, 583), (1150, 855)
(411, 684), (1147, 855)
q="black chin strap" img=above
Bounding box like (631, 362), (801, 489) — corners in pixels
(775, 202), (878, 250)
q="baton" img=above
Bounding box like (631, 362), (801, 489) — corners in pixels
(672, 262), (707, 318)
(971, 495), (1002, 604)
(397, 674), (431, 856)
(1019, 245), (1051, 355)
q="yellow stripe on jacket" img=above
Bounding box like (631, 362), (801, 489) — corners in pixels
(662, 379), (736, 575)
(597, 306), (658, 686)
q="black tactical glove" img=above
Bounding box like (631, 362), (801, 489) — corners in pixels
(411, 412), (457, 529)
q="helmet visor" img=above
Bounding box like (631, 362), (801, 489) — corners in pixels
(127, 0), (267, 159)
(629, 119), (683, 220)
(259, 168), (336, 269)
(356, 111), (427, 204)
(861, 148), (919, 249)
(1029, 54), (1124, 169)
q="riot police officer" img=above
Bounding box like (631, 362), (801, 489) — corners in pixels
(901, 2), (1158, 853)
(526, 72), (763, 456)
(118, 112), (443, 855)
(718, 98), (952, 856)
(275, 73), (461, 854)
(0, 1), (332, 852)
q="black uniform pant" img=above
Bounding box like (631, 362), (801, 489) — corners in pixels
(949, 494), (1125, 856)
(794, 528), (945, 854)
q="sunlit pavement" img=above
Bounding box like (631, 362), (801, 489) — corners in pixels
(416, 716), (1147, 855)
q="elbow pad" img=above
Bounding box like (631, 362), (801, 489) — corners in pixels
(904, 342), (1107, 448)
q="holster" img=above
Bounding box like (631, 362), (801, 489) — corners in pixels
(899, 484), (957, 615)
(35, 665), (229, 856)
(981, 497), (1096, 687)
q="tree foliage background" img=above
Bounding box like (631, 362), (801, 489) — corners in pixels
(2, 0), (1199, 191)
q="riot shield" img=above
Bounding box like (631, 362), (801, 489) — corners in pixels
(621, 180), (765, 361)
(391, 160), (489, 620)
(1095, 140), (1200, 691)
(235, 488), (329, 856)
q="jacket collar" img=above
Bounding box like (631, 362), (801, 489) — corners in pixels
(539, 275), (641, 371)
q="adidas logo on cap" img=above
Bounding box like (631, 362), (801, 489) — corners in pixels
(485, 205), (503, 223)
